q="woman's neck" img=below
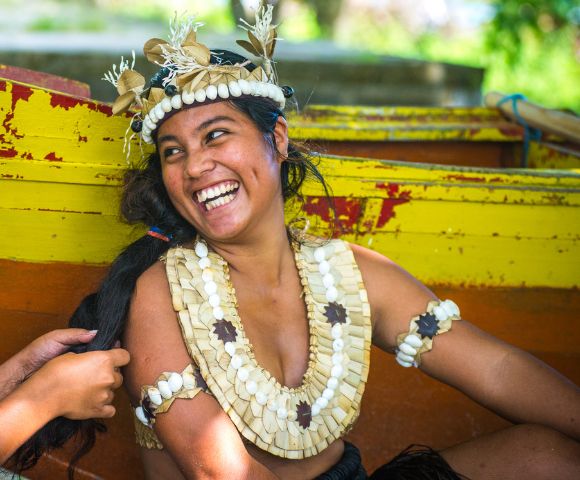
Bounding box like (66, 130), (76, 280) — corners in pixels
(206, 226), (295, 288)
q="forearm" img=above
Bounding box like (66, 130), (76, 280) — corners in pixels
(483, 348), (580, 439)
(0, 351), (30, 400)
(0, 386), (55, 464)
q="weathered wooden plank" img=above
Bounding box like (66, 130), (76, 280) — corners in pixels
(0, 64), (91, 97)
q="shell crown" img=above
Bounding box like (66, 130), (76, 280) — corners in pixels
(103, 6), (292, 145)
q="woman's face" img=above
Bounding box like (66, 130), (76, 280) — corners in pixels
(157, 101), (288, 243)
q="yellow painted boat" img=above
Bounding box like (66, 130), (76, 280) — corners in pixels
(1, 70), (579, 479)
(288, 104), (580, 170)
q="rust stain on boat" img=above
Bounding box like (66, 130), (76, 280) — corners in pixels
(375, 183), (412, 228)
(302, 196), (362, 234)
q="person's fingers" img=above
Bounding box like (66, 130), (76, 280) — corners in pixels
(49, 328), (98, 346)
(108, 348), (131, 367)
(112, 371), (124, 389)
(98, 404), (116, 419)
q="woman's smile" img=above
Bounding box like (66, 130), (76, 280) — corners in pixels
(194, 180), (240, 212)
(157, 101), (288, 242)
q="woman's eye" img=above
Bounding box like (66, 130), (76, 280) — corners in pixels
(163, 147), (181, 159)
(207, 130), (226, 142)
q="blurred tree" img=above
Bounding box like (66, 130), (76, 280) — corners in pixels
(486, 0), (578, 64)
(297, 0), (343, 38)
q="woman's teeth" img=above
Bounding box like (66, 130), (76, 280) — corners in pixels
(205, 193), (235, 211)
(195, 182), (239, 211)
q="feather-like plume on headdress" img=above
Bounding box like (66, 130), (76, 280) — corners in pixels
(237, 4), (279, 82)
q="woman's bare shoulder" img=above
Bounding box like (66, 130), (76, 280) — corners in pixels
(123, 259), (191, 401)
(348, 243), (436, 350)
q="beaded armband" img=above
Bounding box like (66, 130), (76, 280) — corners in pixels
(395, 299), (461, 368)
(134, 363), (209, 427)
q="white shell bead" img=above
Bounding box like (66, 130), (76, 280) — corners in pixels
(168, 373), (183, 392)
(195, 89), (207, 102)
(182, 372), (196, 389)
(323, 273), (335, 288)
(157, 380), (172, 399)
(170, 95), (182, 110)
(230, 354), (243, 369)
(276, 407), (288, 419)
(204, 281), (217, 296)
(396, 357), (413, 368)
(442, 299), (460, 317)
(239, 79), (251, 95)
(399, 343), (417, 356)
(144, 117), (155, 130)
(332, 338), (344, 352)
(201, 268), (213, 282)
(331, 364), (343, 378)
(311, 404), (321, 416)
(208, 293), (220, 308)
(288, 410), (297, 421)
(206, 85), (218, 100)
(224, 342), (236, 356)
(149, 109), (158, 122)
(182, 91), (195, 105)
(331, 323), (342, 339)
(237, 367), (249, 382)
(318, 260), (330, 275)
(148, 388), (162, 406)
(229, 81), (242, 97)
(314, 247), (326, 262)
(322, 388), (334, 400)
(332, 352), (343, 365)
(154, 104), (165, 119)
(267, 398), (278, 412)
(433, 305), (448, 321)
(404, 334), (423, 348)
(135, 406), (148, 425)
(315, 397), (328, 409)
(217, 83), (229, 99)
(267, 84), (277, 99)
(246, 380), (258, 395)
(198, 257), (211, 269)
(327, 377), (339, 390)
(213, 306), (224, 320)
(195, 242), (208, 257)
(255, 391), (268, 405)
(397, 352), (415, 363)
(248, 81), (257, 95)
(326, 286), (338, 302)
(161, 97), (172, 112)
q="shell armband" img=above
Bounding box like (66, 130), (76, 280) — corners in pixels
(395, 299), (461, 368)
(134, 363), (209, 427)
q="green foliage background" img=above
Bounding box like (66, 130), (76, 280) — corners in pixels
(17, 0), (580, 111)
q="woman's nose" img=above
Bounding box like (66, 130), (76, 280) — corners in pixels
(184, 151), (215, 178)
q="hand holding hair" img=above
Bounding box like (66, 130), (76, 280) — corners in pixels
(0, 328), (98, 401)
(0, 347), (130, 464)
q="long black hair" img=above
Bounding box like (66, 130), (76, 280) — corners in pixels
(9, 91), (333, 476)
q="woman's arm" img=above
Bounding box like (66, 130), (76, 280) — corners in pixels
(0, 348), (129, 463)
(124, 261), (278, 480)
(351, 244), (580, 440)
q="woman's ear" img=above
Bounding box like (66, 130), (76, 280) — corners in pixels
(273, 115), (289, 163)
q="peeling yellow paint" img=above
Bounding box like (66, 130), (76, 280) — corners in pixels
(1, 78), (579, 288)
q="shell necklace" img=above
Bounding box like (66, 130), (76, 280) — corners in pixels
(194, 238), (348, 423)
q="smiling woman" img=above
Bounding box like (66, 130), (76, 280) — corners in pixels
(9, 5), (580, 480)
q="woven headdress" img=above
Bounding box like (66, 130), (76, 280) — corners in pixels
(103, 5), (291, 144)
